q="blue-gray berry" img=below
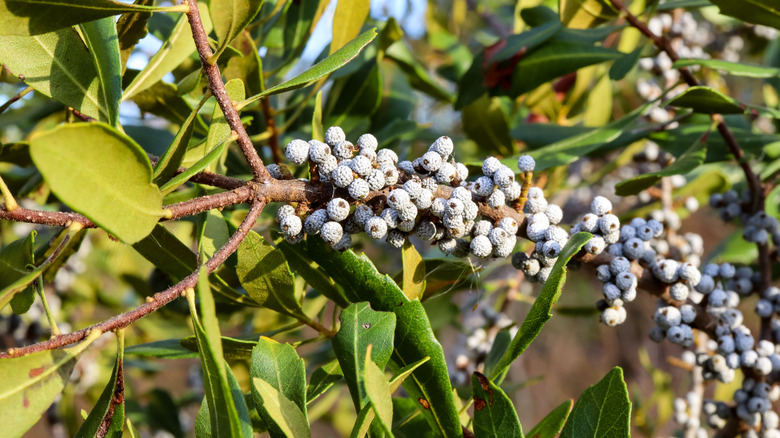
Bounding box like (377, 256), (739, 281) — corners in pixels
(497, 217), (518, 235)
(487, 189), (505, 208)
(327, 198), (350, 222)
(280, 215), (302, 237)
(276, 204), (296, 222)
(331, 165), (354, 188)
(421, 151), (442, 172)
(473, 176), (494, 197)
(387, 189), (410, 209)
(482, 156), (502, 177)
(285, 139), (310, 165)
(492, 166), (515, 188)
(308, 140), (331, 164)
(590, 196), (612, 216)
(386, 230), (406, 248)
(517, 154), (535, 172)
(429, 136), (454, 158)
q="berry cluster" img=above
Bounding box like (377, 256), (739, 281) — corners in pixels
(710, 190), (780, 247)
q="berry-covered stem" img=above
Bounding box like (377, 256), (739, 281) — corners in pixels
(183, 0), (271, 183)
(0, 199), (267, 359)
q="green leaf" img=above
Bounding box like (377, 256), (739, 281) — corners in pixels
(116, 0), (154, 71)
(0, 329), (102, 438)
(224, 30), (264, 97)
(560, 367), (631, 438)
(501, 100), (650, 170)
(401, 241), (426, 301)
(181, 334), (266, 361)
(251, 377), (312, 438)
(363, 345), (394, 436)
(0, 232), (35, 314)
(490, 232), (592, 381)
(250, 337), (308, 421)
(29, 123), (163, 244)
(153, 93), (211, 185)
(306, 360), (343, 404)
(507, 41), (622, 97)
(159, 135), (233, 195)
(209, 0), (263, 60)
(673, 58), (780, 78)
(198, 209), (230, 260)
(240, 28), (378, 108)
(306, 237), (461, 438)
(462, 95), (513, 157)
(123, 4), (213, 101)
(385, 41), (455, 102)
(656, 0), (712, 10)
(666, 86), (744, 115)
(312, 90), (325, 141)
(236, 231), (303, 317)
(709, 0), (780, 30)
(203, 78), (245, 173)
(332, 303), (397, 410)
(125, 339), (198, 359)
(608, 46), (643, 81)
(559, 0), (618, 29)
(79, 17), (122, 127)
(0, 0), (181, 36)
(194, 365), (253, 438)
(186, 270), (246, 438)
(527, 400), (573, 438)
(75, 330), (125, 438)
(326, 60), (383, 131)
(615, 126), (711, 196)
(131, 80), (209, 136)
(331, 0), (370, 54)
(472, 371), (524, 438)
(272, 230), (349, 307)
(0, 28), (113, 122)
(706, 230), (760, 265)
(132, 225), (258, 306)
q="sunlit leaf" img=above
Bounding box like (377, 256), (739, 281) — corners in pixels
(79, 17), (122, 127)
(209, 0), (263, 60)
(472, 372), (523, 438)
(560, 367), (631, 438)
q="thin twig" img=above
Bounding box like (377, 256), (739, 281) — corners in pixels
(184, 0), (271, 182)
(0, 199), (266, 358)
(0, 86), (33, 115)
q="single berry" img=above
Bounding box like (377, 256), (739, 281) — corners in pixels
(331, 165), (354, 188)
(285, 139), (310, 165)
(386, 230), (406, 248)
(502, 182), (522, 201)
(497, 217), (518, 235)
(376, 149), (398, 166)
(482, 156), (502, 177)
(487, 189), (505, 208)
(350, 155), (372, 177)
(348, 178), (370, 200)
(470, 235), (493, 258)
(387, 189), (411, 209)
(327, 198), (351, 222)
(324, 126), (346, 147)
(517, 154), (535, 173)
(435, 163), (456, 184)
(280, 215), (302, 237)
(276, 204), (295, 223)
(590, 196), (613, 216)
(492, 166), (515, 188)
(357, 133), (378, 151)
(308, 140), (331, 164)
(304, 209), (328, 234)
(320, 221), (344, 245)
(429, 136), (454, 158)
(421, 151), (443, 172)
(473, 176), (494, 197)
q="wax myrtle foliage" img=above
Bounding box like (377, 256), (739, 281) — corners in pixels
(0, 0), (779, 437)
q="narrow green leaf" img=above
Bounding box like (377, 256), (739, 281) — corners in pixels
(250, 337), (308, 421)
(332, 303), (397, 410)
(75, 330), (126, 438)
(224, 30), (264, 96)
(673, 58), (780, 78)
(186, 270), (245, 438)
(387, 356), (430, 392)
(306, 360), (343, 404)
(203, 78), (245, 173)
(363, 346), (394, 436)
(159, 136), (232, 195)
(501, 100), (651, 171)
(194, 365), (253, 438)
(350, 403), (375, 438)
(0, 329), (102, 438)
(236, 231), (303, 317)
(472, 371), (524, 438)
(666, 86), (744, 114)
(656, 0), (711, 10)
(123, 3), (213, 101)
(559, 0), (618, 29)
(116, 0), (154, 72)
(385, 41), (454, 102)
(79, 17), (122, 127)
(272, 231), (349, 307)
(401, 241), (426, 301)
(527, 400), (573, 438)
(508, 41), (622, 97)
(615, 126), (711, 196)
(608, 46), (643, 81)
(560, 367), (631, 438)
(30, 123), (163, 244)
(331, 0), (369, 54)
(209, 0), (263, 60)
(326, 60), (383, 131)
(132, 225), (258, 306)
(198, 209), (230, 260)
(709, 0), (780, 30)
(251, 378), (312, 438)
(131, 81), (209, 136)
(153, 93), (211, 185)
(0, 0), (183, 36)
(240, 28), (378, 108)
(0, 232), (35, 314)
(490, 232), (593, 381)
(125, 339), (198, 359)
(0, 28), (112, 122)
(312, 90), (324, 142)
(306, 237), (461, 438)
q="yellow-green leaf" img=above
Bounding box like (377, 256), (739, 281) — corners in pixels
(331, 0), (370, 54)
(29, 123), (164, 244)
(0, 330), (102, 438)
(401, 241), (425, 301)
(363, 345), (393, 435)
(209, 0), (263, 60)
(251, 377), (312, 438)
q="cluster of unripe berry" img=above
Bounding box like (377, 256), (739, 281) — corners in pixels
(710, 190), (780, 247)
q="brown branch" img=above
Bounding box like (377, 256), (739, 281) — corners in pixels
(69, 108), (96, 122)
(261, 97), (283, 164)
(184, 0), (271, 183)
(0, 199), (266, 358)
(0, 86), (32, 115)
